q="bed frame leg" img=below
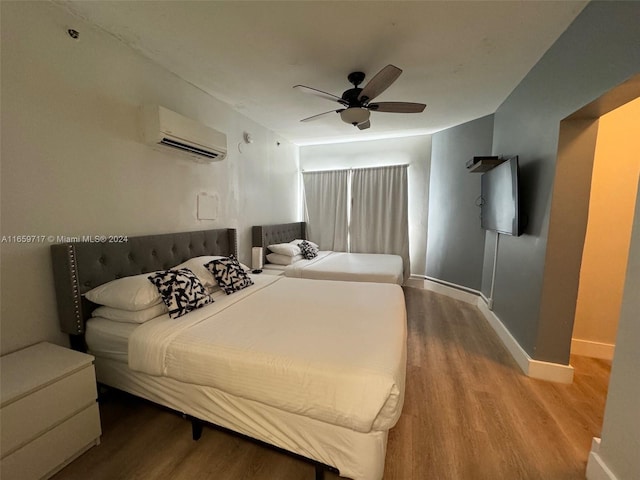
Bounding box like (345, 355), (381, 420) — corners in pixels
(190, 417), (203, 441)
(188, 416), (334, 479)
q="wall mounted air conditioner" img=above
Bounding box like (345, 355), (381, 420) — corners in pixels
(141, 105), (227, 163)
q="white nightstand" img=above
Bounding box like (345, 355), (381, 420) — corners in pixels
(0, 342), (102, 480)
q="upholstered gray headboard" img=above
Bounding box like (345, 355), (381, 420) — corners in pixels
(51, 228), (237, 340)
(252, 222), (306, 261)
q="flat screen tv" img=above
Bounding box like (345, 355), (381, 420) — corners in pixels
(480, 156), (522, 236)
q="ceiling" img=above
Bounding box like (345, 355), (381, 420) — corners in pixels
(56, 1), (587, 146)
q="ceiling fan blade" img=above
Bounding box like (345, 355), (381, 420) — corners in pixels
(358, 65), (402, 103)
(357, 120), (371, 130)
(294, 85), (344, 103)
(300, 109), (343, 122)
(368, 102), (426, 113)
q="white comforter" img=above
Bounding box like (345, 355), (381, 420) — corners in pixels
(283, 251), (404, 285)
(128, 275), (407, 433)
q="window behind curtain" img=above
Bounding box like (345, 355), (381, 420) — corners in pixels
(302, 164), (410, 278)
(350, 165), (410, 277)
(302, 169), (349, 251)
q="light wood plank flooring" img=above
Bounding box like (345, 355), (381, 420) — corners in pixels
(52, 287), (611, 480)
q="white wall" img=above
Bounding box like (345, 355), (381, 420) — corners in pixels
(0, 1), (299, 354)
(299, 135), (431, 276)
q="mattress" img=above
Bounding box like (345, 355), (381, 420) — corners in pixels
(128, 275), (407, 433)
(281, 251), (404, 284)
(86, 317), (136, 363)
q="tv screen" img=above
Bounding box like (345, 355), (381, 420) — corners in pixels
(480, 156), (521, 236)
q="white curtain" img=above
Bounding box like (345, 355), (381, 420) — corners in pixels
(302, 169), (349, 251)
(350, 165), (410, 279)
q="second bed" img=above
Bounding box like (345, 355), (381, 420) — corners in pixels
(252, 222), (404, 285)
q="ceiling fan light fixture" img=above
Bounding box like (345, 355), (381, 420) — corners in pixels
(340, 107), (370, 126)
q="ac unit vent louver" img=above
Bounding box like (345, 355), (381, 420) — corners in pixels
(159, 138), (221, 159)
(141, 105), (227, 163)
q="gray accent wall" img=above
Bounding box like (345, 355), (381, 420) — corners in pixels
(427, 115), (494, 290)
(428, 1), (640, 365)
(488, 1), (640, 363)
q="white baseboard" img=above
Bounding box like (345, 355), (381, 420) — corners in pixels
(476, 298), (574, 383)
(586, 438), (619, 480)
(409, 275), (574, 384)
(571, 338), (615, 360)
(408, 275), (479, 305)
(475, 298), (530, 375)
(404, 276), (426, 289)
(528, 358), (575, 384)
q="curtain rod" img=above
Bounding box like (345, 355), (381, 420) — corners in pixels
(302, 164), (410, 173)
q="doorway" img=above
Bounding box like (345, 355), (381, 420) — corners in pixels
(570, 97), (640, 360)
(538, 73), (640, 368)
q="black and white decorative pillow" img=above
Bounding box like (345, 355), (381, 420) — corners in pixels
(204, 255), (254, 295)
(147, 268), (213, 319)
(299, 240), (318, 260)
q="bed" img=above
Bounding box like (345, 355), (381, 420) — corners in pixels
(252, 222), (405, 285)
(50, 228), (407, 480)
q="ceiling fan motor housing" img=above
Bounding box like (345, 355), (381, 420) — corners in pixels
(341, 87), (364, 106)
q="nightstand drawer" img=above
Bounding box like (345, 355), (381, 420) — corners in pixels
(1, 402), (101, 480)
(1, 365), (97, 457)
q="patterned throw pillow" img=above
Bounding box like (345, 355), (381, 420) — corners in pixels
(204, 255), (254, 295)
(147, 268), (213, 319)
(299, 240), (318, 260)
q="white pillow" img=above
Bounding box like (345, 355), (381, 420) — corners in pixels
(175, 256), (224, 293)
(267, 243), (301, 256)
(266, 253), (303, 265)
(85, 273), (162, 311)
(92, 303), (168, 324)
(290, 239), (319, 249)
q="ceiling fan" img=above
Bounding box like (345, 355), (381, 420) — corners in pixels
(294, 65), (426, 130)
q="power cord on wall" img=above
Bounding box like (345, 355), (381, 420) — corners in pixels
(487, 232), (500, 310)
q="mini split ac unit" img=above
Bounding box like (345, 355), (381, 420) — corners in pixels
(141, 105), (227, 163)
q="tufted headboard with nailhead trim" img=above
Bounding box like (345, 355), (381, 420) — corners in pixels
(251, 222), (307, 263)
(50, 228), (237, 344)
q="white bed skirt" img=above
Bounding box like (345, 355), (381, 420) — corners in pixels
(94, 357), (389, 480)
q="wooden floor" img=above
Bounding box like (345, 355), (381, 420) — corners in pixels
(52, 287), (611, 480)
